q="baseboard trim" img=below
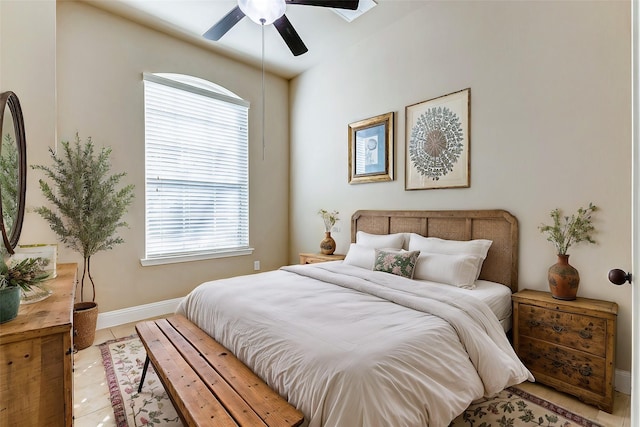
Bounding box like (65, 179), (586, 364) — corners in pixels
(615, 368), (631, 395)
(96, 297), (633, 396)
(96, 297), (183, 330)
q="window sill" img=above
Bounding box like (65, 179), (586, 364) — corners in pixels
(140, 248), (254, 266)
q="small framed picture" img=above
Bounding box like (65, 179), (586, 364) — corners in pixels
(348, 112), (394, 184)
(405, 88), (470, 190)
(13, 243), (57, 279)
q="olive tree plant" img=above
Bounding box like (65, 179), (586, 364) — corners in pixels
(32, 133), (134, 302)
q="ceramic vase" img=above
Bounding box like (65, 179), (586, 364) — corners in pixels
(0, 286), (21, 323)
(548, 254), (580, 300)
(320, 231), (336, 255)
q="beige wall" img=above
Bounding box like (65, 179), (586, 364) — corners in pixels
(1, 0), (58, 249)
(9, 1), (290, 313)
(1, 0), (634, 374)
(290, 1), (633, 372)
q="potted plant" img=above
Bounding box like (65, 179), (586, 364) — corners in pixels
(538, 203), (597, 300)
(0, 257), (49, 323)
(32, 133), (134, 349)
(318, 209), (339, 255)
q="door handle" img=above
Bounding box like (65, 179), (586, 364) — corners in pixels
(608, 269), (632, 285)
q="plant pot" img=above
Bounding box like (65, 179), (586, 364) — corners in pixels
(320, 231), (336, 255)
(548, 254), (580, 300)
(0, 287), (21, 323)
(73, 301), (98, 350)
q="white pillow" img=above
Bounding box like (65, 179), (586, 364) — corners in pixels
(356, 231), (405, 249)
(413, 252), (481, 289)
(343, 243), (376, 270)
(344, 243), (406, 270)
(408, 234), (492, 279)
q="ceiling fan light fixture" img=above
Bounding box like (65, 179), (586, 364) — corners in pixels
(238, 0), (286, 25)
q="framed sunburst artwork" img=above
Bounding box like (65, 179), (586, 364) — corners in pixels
(405, 88), (470, 190)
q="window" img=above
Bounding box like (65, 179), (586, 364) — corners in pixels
(142, 73), (251, 265)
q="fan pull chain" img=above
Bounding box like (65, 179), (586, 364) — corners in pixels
(261, 19), (266, 161)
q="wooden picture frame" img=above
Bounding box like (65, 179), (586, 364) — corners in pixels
(405, 88), (470, 190)
(348, 112), (394, 184)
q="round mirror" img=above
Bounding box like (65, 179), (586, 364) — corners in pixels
(0, 91), (27, 254)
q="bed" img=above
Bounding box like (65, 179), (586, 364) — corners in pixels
(349, 209), (520, 333)
(177, 209), (533, 427)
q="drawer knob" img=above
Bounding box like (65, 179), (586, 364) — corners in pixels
(579, 365), (593, 377)
(552, 325), (565, 333)
(579, 329), (593, 339)
(527, 319), (540, 327)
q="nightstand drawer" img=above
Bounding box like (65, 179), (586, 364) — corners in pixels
(299, 253), (345, 264)
(518, 335), (606, 395)
(518, 304), (607, 357)
(302, 255), (332, 264)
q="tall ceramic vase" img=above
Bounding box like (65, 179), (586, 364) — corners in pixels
(320, 231), (336, 255)
(548, 254), (580, 300)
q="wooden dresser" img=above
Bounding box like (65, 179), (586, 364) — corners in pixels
(512, 289), (618, 413)
(0, 263), (77, 426)
(299, 253), (346, 264)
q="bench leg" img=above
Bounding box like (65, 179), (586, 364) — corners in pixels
(138, 355), (150, 393)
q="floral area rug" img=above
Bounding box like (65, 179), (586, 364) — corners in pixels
(100, 335), (603, 427)
(450, 387), (603, 427)
(99, 335), (182, 427)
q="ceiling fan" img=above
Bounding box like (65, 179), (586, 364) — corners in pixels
(203, 0), (360, 56)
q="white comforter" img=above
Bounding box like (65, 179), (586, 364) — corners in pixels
(176, 262), (533, 427)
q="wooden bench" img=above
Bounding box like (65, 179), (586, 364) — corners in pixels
(136, 315), (304, 427)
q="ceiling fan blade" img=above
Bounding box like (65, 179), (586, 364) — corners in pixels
(203, 6), (245, 41)
(286, 0), (359, 10)
(274, 15), (308, 56)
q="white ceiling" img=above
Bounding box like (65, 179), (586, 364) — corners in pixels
(85, 0), (420, 79)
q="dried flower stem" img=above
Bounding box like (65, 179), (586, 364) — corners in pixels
(539, 203), (597, 255)
(318, 209), (339, 232)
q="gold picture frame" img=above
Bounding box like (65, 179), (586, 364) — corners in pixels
(348, 112), (394, 184)
(405, 88), (470, 190)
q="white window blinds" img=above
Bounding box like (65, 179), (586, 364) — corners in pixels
(143, 73), (250, 262)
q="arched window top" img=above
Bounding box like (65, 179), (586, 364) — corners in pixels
(143, 72), (249, 108)
(155, 73), (242, 99)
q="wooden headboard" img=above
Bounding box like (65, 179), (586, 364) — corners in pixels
(351, 210), (519, 292)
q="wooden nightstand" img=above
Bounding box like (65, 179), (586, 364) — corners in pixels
(512, 289), (618, 413)
(299, 253), (345, 264)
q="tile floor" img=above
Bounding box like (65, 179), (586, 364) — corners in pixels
(73, 320), (632, 427)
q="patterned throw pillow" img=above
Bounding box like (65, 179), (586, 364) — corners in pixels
(373, 249), (420, 279)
